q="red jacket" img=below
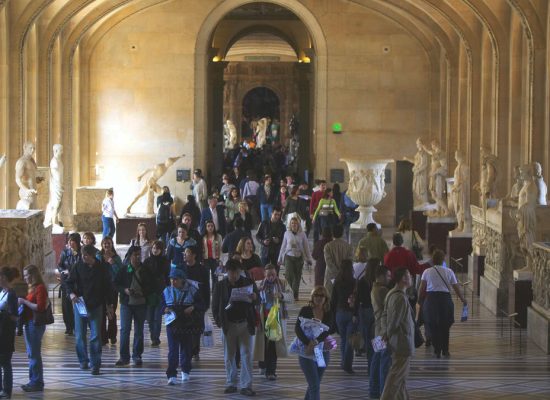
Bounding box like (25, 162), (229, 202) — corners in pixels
(310, 190), (324, 217)
(384, 246), (426, 278)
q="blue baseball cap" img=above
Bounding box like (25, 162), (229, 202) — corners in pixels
(169, 268), (186, 280)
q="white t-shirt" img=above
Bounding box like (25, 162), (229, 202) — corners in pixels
(421, 265), (458, 292)
(102, 198), (115, 218)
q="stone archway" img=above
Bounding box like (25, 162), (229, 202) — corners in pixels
(194, 0), (328, 179)
(241, 87), (280, 139)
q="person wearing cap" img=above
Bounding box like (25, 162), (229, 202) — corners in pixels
(212, 259), (259, 396)
(192, 169), (208, 211)
(199, 195), (227, 237)
(113, 245), (154, 367)
(162, 268), (205, 385)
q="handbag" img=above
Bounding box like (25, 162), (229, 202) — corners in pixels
(265, 300), (283, 342)
(348, 331), (364, 352)
(411, 231), (423, 260)
(33, 300), (54, 326)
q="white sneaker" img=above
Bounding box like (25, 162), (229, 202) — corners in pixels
(167, 377), (177, 385)
(182, 372), (190, 382)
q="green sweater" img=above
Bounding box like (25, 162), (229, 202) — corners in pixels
(355, 232), (389, 262)
(313, 198), (340, 219)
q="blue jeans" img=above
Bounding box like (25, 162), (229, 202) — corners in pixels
(369, 348), (392, 398)
(359, 306), (375, 367)
(298, 352), (329, 400)
(166, 326), (193, 377)
(260, 204), (274, 221)
(102, 216), (115, 238)
(147, 302), (164, 343)
(335, 309), (355, 370)
(23, 321), (46, 388)
(74, 304), (103, 369)
(119, 304), (147, 361)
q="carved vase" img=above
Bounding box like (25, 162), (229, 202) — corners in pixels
(340, 158), (393, 229)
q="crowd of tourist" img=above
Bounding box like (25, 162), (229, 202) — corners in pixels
(0, 148), (468, 400)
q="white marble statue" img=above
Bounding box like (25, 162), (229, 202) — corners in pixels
(255, 117), (268, 148)
(404, 137), (429, 208)
(474, 145), (498, 205)
(43, 144), (64, 228)
(450, 150), (471, 233)
(225, 120), (237, 150)
(0, 154), (5, 168)
(423, 140), (449, 217)
(515, 163), (538, 274)
(126, 154), (185, 215)
(15, 141), (43, 210)
(533, 162), (547, 205)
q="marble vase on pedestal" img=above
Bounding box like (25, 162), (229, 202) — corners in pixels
(340, 158), (393, 229)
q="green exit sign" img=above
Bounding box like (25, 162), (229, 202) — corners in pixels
(332, 122), (342, 133)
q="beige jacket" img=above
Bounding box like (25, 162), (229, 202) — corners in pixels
(382, 286), (415, 357)
(323, 238), (354, 295)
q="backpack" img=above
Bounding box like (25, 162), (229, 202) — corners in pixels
(157, 201), (173, 225)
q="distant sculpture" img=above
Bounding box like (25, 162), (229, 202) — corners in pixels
(255, 117), (268, 148)
(0, 154), (5, 168)
(515, 163), (538, 273)
(423, 140), (449, 217)
(225, 120), (237, 150)
(404, 138), (429, 208)
(533, 162), (547, 205)
(450, 150), (471, 233)
(44, 144), (64, 228)
(289, 114), (299, 137)
(474, 145), (498, 205)
(126, 154), (185, 215)
(288, 135), (299, 166)
(15, 141), (43, 210)
(270, 118), (280, 140)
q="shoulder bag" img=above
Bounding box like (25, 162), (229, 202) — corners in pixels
(411, 231), (423, 260)
(33, 299), (54, 326)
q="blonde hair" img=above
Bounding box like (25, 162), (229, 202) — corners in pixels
(238, 201), (249, 212)
(235, 236), (253, 255)
(23, 264), (45, 289)
(308, 286), (330, 312)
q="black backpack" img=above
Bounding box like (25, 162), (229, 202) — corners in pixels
(157, 201), (173, 225)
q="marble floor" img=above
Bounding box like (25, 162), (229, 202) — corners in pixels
(10, 266), (550, 400)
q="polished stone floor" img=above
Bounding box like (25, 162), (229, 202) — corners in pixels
(11, 265), (550, 399)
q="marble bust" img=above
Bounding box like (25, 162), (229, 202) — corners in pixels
(126, 154), (184, 214)
(450, 150), (471, 233)
(44, 144), (64, 228)
(404, 137), (429, 208)
(15, 141), (43, 210)
(533, 162), (547, 205)
(423, 140), (449, 217)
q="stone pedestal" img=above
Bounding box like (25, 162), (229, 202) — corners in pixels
(410, 210), (427, 240)
(472, 205), (550, 316)
(73, 186), (110, 232)
(446, 235), (472, 277)
(426, 216), (456, 252)
(116, 215), (156, 244)
(468, 254), (484, 296)
(0, 210), (54, 280)
(528, 243), (550, 353)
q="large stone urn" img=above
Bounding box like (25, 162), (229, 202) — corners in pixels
(341, 158), (393, 229)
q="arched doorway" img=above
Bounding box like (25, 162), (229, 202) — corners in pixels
(241, 87), (280, 139)
(195, 0), (328, 185)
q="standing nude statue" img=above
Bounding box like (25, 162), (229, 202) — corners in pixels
(404, 138), (429, 208)
(15, 141), (44, 210)
(450, 150), (471, 233)
(514, 163), (538, 274)
(44, 144), (64, 228)
(126, 154), (185, 215)
(255, 118), (268, 148)
(423, 140), (449, 217)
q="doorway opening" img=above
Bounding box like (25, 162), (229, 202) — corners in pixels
(241, 87), (280, 139)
